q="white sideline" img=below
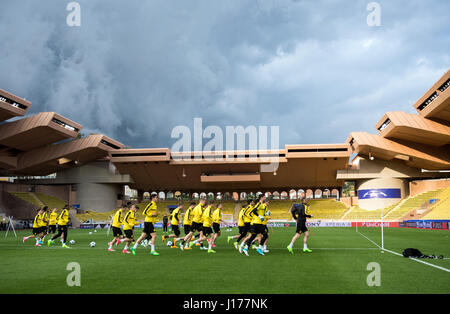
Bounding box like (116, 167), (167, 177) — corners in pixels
(357, 230), (450, 273)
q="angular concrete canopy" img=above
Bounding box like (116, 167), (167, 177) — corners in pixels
(347, 132), (450, 170)
(413, 70), (450, 122)
(0, 112), (82, 151)
(375, 111), (450, 147)
(0, 88), (31, 122)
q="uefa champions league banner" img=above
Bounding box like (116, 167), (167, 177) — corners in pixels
(358, 188), (401, 199)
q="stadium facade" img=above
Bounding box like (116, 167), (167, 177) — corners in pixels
(0, 70), (449, 217)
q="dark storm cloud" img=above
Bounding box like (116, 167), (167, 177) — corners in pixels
(0, 0), (448, 148)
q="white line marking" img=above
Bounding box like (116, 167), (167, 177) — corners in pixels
(357, 230), (450, 273)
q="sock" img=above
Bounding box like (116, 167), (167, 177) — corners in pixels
(288, 243), (293, 249)
(208, 243), (211, 250)
(303, 243), (307, 249)
(193, 239), (198, 244)
(151, 244), (155, 251)
(124, 244), (129, 250)
(263, 245), (267, 250)
(133, 243), (138, 249)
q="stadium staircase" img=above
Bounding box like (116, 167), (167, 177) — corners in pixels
(421, 188), (450, 220)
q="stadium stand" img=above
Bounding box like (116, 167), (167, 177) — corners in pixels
(382, 189), (443, 221)
(421, 188), (450, 220)
(9, 192), (42, 208)
(35, 192), (68, 210)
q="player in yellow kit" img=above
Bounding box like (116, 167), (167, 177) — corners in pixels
(209, 203), (223, 253)
(23, 208), (44, 246)
(179, 202), (196, 250)
(242, 195), (267, 256)
(191, 201), (214, 251)
(38, 206), (49, 244)
(132, 193), (159, 256)
(108, 205), (126, 251)
(182, 198), (206, 251)
(122, 204), (140, 254)
(229, 200), (254, 249)
(48, 208), (58, 236)
(48, 205), (70, 248)
(162, 202), (184, 248)
(257, 200), (271, 253)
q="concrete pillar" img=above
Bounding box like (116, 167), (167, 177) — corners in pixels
(76, 182), (122, 212)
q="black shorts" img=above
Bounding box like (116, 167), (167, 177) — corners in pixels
(251, 223), (265, 235)
(191, 222), (203, 232)
(264, 226), (269, 234)
(48, 225), (57, 233)
(58, 225), (68, 234)
(172, 225), (180, 237)
(39, 226), (48, 234)
(212, 222), (220, 233)
(32, 228), (41, 236)
(124, 229), (134, 239)
(184, 224), (191, 235)
(296, 221), (308, 234)
(238, 226), (247, 235)
(203, 226), (213, 236)
(112, 227), (123, 237)
(143, 222), (155, 234)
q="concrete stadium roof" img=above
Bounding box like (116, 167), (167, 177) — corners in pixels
(9, 134), (123, 176)
(413, 69), (450, 122)
(0, 88), (31, 122)
(110, 144), (351, 191)
(375, 111), (450, 147)
(0, 112), (82, 151)
(347, 132), (450, 170)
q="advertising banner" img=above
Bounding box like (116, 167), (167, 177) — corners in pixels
(358, 188), (401, 199)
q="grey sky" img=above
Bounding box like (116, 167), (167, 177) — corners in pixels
(0, 0), (449, 149)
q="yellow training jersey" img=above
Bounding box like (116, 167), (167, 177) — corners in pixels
(262, 204), (270, 226)
(212, 208), (221, 224)
(143, 201), (158, 223)
(171, 207), (181, 225)
(112, 208), (124, 228)
(251, 202), (265, 225)
(238, 208), (246, 227)
(57, 209), (69, 226)
(32, 213), (42, 228)
(123, 210), (136, 230)
(183, 207), (193, 225)
(243, 205), (254, 223)
(202, 206), (213, 227)
(49, 212), (58, 225)
(39, 212), (48, 227)
(192, 204), (204, 224)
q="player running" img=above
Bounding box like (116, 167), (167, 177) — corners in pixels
(48, 208), (58, 236)
(228, 202), (250, 249)
(132, 193), (160, 256)
(179, 202), (196, 250)
(182, 198), (206, 250)
(47, 205), (70, 248)
(23, 208), (44, 246)
(209, 203), (223, 252)
(162, 202), (183, 248)
(242, 195), (267, 256)
(191, 201), (214, 252)
(287, 199), (313, 254)
(108, 205), (125, 251)
(122, 204), (139, 254)
(39, 206), (49, 244)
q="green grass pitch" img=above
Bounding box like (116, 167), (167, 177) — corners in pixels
(1, 226), (449, 294)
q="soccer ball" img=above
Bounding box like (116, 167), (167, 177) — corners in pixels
(69, 240), (76, 245)
(94, 230), (97, 233)
(167, 241), (173, 246)
(89, 232), (92, 235)
(90, 241), (96, 247)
